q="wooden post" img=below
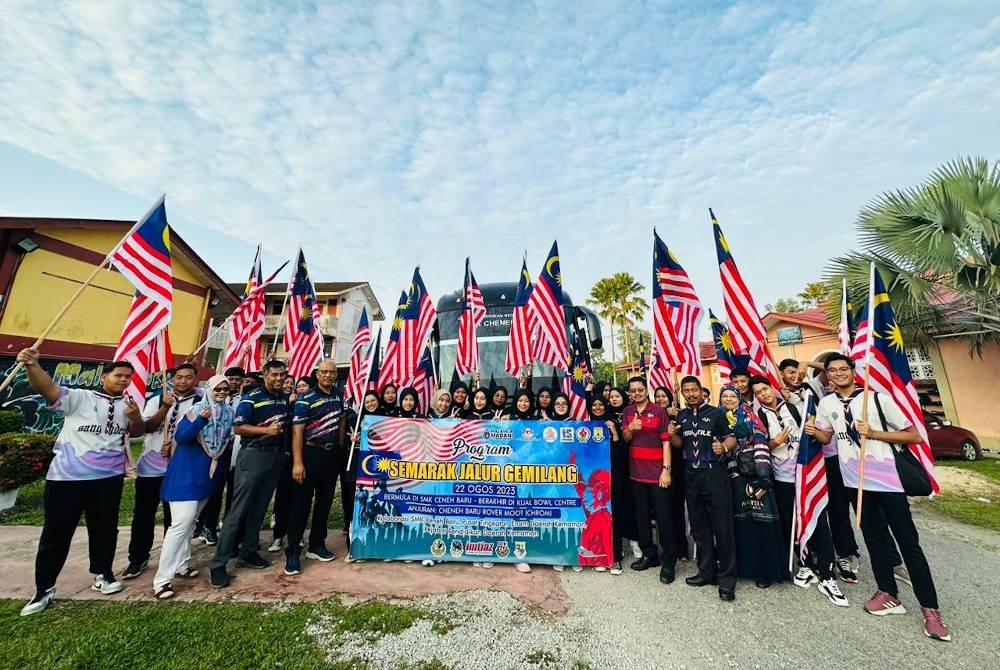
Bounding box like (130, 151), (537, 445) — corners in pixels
(854, 359), (874, 529)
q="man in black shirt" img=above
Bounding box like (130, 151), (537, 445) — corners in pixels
(670, 376), (737, 600)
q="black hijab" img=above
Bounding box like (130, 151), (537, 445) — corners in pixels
(463, 388), (494, 420)
(549, 392), (572, 421)
(608, 386), (627, 421)
(377, 384), (400, 417)
(505, 389), (536, 420)
(360, 390), (381, 419)
(398, 387), (422, 418)
(535, 386), (553, 411)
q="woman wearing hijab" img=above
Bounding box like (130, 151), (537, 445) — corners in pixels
(449, 381), (470, 417)
(718, 385), (787, 588)
(491, 386), (508, 413)
(535, 387), (553, 419)
(608, 387), (627, 422)
(462, 388), (495, 420)
(397, 387), (424, 419)
(342, 390), (382, 564)
(152, 375), (234, 599)
(593, 381), (611, 402)
(590, 395), (634, 575)
(428, 389), (452, 419)
(653, 386), (688, 562)
(379, 384), (400, 417)
(547, 391), (583, 572)
(503, 390), (537, 421)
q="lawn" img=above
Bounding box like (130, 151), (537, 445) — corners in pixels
(0, 597), (442, 670)
(941, 456), (1000, 484)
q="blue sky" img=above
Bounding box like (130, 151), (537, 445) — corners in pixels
(1, 1), (998, 341)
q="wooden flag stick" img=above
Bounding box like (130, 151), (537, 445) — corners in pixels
(0, 259), (111, 393)
(788, 496), (798, 573)
(269, 283), (293, 359)
(854, 359), (874, 529)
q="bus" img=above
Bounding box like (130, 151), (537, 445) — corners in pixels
(432, 282), (603, 392)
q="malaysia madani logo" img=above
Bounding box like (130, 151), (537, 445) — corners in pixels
(450, 539), (464, 558)
(430, 538), (447, 558)
(576, 427), (591, 442)
(543, 426), (558, 443)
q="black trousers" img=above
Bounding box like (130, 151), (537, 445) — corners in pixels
(669, 449), (688, 560)
(774, 480), (836, 580)
(271, 456), (294, 540)
(210, 448), (286, 569)
(34, 476), (124, 593)
(286, 446), (346, 551)
(824, 456), (859, 559)
(127, 475), (171, 564)
(632, 480), (675, 570)
(197, 459), (234, 532)
(685, 466), (737, 590)
(850, 488), (938, 609)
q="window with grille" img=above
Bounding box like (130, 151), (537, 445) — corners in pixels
(905, 348), (935, 380)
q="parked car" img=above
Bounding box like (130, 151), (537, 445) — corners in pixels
(924, 412), (981, 461)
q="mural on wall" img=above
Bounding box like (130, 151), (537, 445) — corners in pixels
(0, 357), (166, 435)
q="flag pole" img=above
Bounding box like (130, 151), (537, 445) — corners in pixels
(788, 497), (797, 573)
(855, 261), (877, 529)
(345, 336), (379, 474)
(269, 255), (298, 358)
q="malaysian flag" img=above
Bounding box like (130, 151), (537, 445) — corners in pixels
(647, 337), (673, 394)
(711, 210), (781, 388)
(795, 393), (829, 560)
(344, 307), (371, 409)
(397, 267), (437, 382)
(709, 310), (750, 383)
(223, 247), (265, 371)
(505, 258), (536, 376)
(366, 329), (383, 393)
(284, 249), (324, 379)
(359, 418), (486, 487)
(110, 197), (173, 403)
(561, 346), (590, 420)
(528, 241), (568, 371)
(378, 290), (408, 389)
(851, 265), (939, 493)
(455, 258), (486, 375)
(837, 278), (856, 356)
(410, 346), (436, 413)
(653, 231), (704, 375)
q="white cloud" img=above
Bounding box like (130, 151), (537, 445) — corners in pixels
(0, 0), (997, 334)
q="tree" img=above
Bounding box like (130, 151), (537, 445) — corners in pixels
(619, 325), (652, 366)
(589, 349), (615, 383)
(797, 282), (829, 307)
(587, 273), (650, 385)
(764, 297), (804, 313)
(826, 156), (1000, 353)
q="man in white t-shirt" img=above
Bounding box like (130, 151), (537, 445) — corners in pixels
(17, 348), (145, 617)
(806, 353), (951, 642)
(121, 363), (201, 580)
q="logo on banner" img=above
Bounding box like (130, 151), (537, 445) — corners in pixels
(560, 427), (574, 442)
(593, 426), (605, 442)
(450, 539), (465, 558)
(521, 427), (536, 441)
(576, 427), (591, 442)
(514, 541), (527, 559)
(465, 541), (496, 556)
(430, 539), (446, 558)
(543, 426), (558, 443)
(496, 541), (510, 558)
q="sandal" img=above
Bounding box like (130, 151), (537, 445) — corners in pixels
(175, 567), (199, 579)
(154, 584), (175, 600)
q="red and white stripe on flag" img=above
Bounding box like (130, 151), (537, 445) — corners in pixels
(647, 341), (673, 394)
(528, 291), (567, 370)
(795, 451), (829, 561)
(455, 263), (486, 375)
(223, 283), (266, 372)
(560, 375), (589, 420)
(121, 327), (172, 404)
(286, 294), (324, 380)
(506, 301), (535, 376)
(344, 311), (371, 408)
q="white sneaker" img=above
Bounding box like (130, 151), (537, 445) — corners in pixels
(630, 541), (642, 560)
(610, 561), (623, 575)
(481, 562), (494, 569)
(893, 564), (912, 586)
(20, 588), (55, 616)
(552, 565), (565, 572)
(267, 537), (283, 552)
(793, 567), (819, 589)
(421, 560), (435, 567)
(594, 565), (607, 572)
(570, 566), (583, 572)
(92, 574), (123, 595)
(818, 578), (850, 607)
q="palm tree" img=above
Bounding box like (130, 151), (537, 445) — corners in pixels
(825, 156), (1000, 354)
(587, 273), (650, 383)
(797, 282), (829, 308)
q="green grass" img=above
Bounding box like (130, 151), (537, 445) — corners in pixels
(0, 596), (444, 670)
(941, 457), (1000, 484)
(927, 491), (1000, 533)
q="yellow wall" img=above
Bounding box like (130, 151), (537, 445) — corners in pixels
(767, 322), (840, 364)
(0, 229), (209, 355)
(936, 339), (1000, 449)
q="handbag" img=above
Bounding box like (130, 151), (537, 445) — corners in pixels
(873, 394), (932, 497)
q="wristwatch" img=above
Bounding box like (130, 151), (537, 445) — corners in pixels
(662, 464), (671, 471)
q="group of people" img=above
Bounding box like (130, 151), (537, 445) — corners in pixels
(14, 346), (951, 642)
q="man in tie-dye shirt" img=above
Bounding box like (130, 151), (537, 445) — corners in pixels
(17, 348), (145, 617)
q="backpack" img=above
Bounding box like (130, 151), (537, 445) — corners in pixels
(871, 393), (932, 497)
(757, 402), (801, 435)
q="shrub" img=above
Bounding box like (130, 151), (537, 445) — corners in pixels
(0, 410), (25, 436)
(0, 433), (55, 491)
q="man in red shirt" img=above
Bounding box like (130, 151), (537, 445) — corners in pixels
(621, 376), (677, 585)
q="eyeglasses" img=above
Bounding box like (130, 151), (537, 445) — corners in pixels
(826, 366), (853, 373)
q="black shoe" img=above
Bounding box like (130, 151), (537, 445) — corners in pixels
(209, 567), (231, 589)
(659, 568), (675, 585)
(719, 588), (736, 601)
(120, 560), (148, 580)
(685, 574), (717, 587)
(630, 556), (660, 571)
(201, 528), (219, 546)
(236, 553), (271, 570)
(755, 577), (772, 589)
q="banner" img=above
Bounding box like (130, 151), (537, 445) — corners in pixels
(349, 416), (613, 566)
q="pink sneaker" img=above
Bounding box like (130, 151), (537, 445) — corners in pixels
(864, 590), (907, 616)
(921, 608), (952, 642)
